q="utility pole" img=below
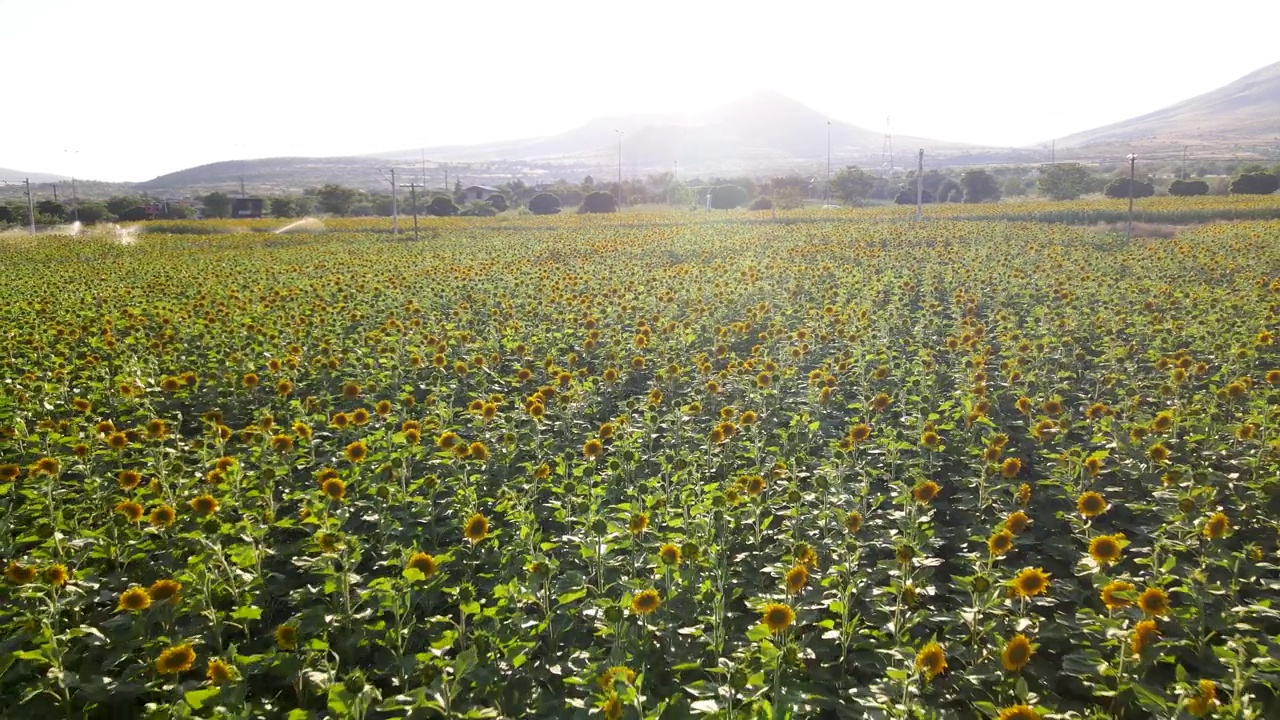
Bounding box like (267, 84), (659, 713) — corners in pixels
(239, 176), (246, 198)
(826, 121), (832, 203)
(1182, 146), (1190, 179)
(421, 149), (428, 191)
(49, 182), (58, 202)
(1051, 139), (1056, 164)
(1126, 153), (1137, 241)
(916, 150), (924, 218)
(615, 130), (623, 205)
(70, 178), (79, 223)
(25, 178), (36, 234)
(389, 168), (399, 235)
(399, 182), (420, 241)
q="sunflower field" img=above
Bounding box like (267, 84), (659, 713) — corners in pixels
(2, 214), (1279, 719)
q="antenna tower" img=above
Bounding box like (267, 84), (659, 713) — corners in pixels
(879, 116), (894, 177)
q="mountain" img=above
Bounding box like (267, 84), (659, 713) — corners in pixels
(0, 168), (71, 183)
(376, 91), (969, 175)
(1057, 61), (1280, 150)
(133, 157), (396, 196)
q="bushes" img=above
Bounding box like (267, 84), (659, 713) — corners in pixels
(1104, 178), (1155, 199)
(749, 197), (774, 211)
(528, 194), (562, 216)
(1229, 172), (1279, 195)
(894, 189), (934, 205)
(1168, 179), (1210, 197)
(709, 184), (749, 210)
(578, 191), (617, 214)
(425, 196), (459, 217)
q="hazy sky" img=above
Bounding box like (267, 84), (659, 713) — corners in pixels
(3, 0), (1278, 181)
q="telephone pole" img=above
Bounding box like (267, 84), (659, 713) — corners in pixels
(916, 150), (924, 218)
(1126, 154), (1137, 241)
(826, 121), (832, 203)
(399, 182), (420, 241)
(615, 130), (623, 205)
(388, 168), (399, 235)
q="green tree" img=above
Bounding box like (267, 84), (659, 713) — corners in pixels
(75, 201), (113, 225)
(936, 179), (963, 203)
(315, 184), (359, 216)
(36, 200), (67, 220)
(201, 192), (232, 218)
(708, 184), (749, 209)
(270, 197), (297, 218)
(960, 170), (1001, 203)
(579, 191), (617, 214)
(426, 196), (459, 217)
(1103, 178), (1155, 199)
(528, 193), (562, 215)
(1167, 179), (1209, 197)
(1037, 164), (1093, 200)
(831, 166), (874, 204)
(105, 196), (142, 218)
(1229, 172), (1279, 195)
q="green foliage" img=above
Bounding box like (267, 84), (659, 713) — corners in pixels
(708, 185), (749, 210)
(527, 193), (562, 216)
(36, 200), (67, 221)
(831, 166), (875, 204)
(1229, 172), (1280, 195)
(201, 192), (233, 219)
(894, 188), (934, 204)
(460, 202), (497, 217)
(486, 194), (508, 212)
(936, 179), (963, 203)
(270, 197), (298, 218)
(425, 196), (459, 217)
(74, 202), (113, 225)
(748, 196), (773, 211)
(578, 191), (617, 214)
(1037, 163), (1094, 200)
(315, 184), (360, 216)
(1168, 179), (1209, 197)
(105, 196), (142, 218)
(1104, 178), (1156, 200)
(960, 170), (1002, 203)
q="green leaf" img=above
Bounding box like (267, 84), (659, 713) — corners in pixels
(746, 623), (771, 642)
(230, 605), (263, 621)
(556, 588), (588, 606)
(184, 687), (221, 710)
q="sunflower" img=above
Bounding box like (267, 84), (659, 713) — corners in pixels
(988, 530), (1014, 557)
(436, 432), (460, 450)
(148, 578), (183, 604)
(1148, 442), (1170, 464)
(1030, 419), (1057, 442)
(317, 532), (340, 552)
(149, 505), (176, 527)
(659, 543), (681, 566)
(844, 510), (863, 534)
(1203, 512), (1230, 540)
(31, 457), (61, 476)
(912, 480), (940, 504)
(583, 438), (604, 460)
(5, 561), (36, 585)
(1186, 679), (1218, 717)
(342, 381), (361, 399)
(275, 379), (294, 397)
(1015, 397), (1032, 415)
(740, 410), (758, 426)
(997, 706), (1040, 720)
(42, 564), (69, 587)
(270, 434), (294, 453)
(915, 641), (947, 680)
(156, 644), (196, 675)
(464, 513), (489, 543)
(468, 441), (489, 462)
(0, 464), (19, 482)
(114, 500), (143, 522)
(351, 408), (371, 426)
(598, 665), (636, 689)
(849, 423), (871, 443)
(1005, 511), (1029, 535)
(1100, 580), (1135, 611)
(744, 475), (766, 496)
(784, 564), (808, 594)
(599, 694), (623, 720)
(1138, 587), (1170, 617)
(147, 419), (168, 440)
(1000, 457), (1022, 478)
(761, 603), (795, 634)
(870, 393), (891, 412)
(321, 478), (346, 501)
(628, 512), (649, 536)
(189, 494), (219, 517)
(1131, 619), (1160, 654)
(1013, 481), (1034, 504)
(117, 469), (142, 490)
(242, 373), (260, 388)
(331, 413), (351, 430)
(72, 398), (92, 413)
(343, 441), (368, 463)
(275, 624), (299, 650)
(406, 552), (438, 578)
(920, 430), (941, 449)
(1012, 567), (1050, 598)
(206, 658), (236, 685)
(1089, 534), (1123, 566)
(631, 589), (661, 615)
(1076, 492), (1107, 518)
(1001, 634), (1034, 672)
(117, 586), (151, 612)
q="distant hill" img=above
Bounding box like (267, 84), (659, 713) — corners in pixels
(0, 168), (71, 184)
(1057, 61), (1280, 151)
(133, 157), (396, 196)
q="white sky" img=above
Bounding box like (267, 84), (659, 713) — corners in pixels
(2, 0), (1278, 181)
